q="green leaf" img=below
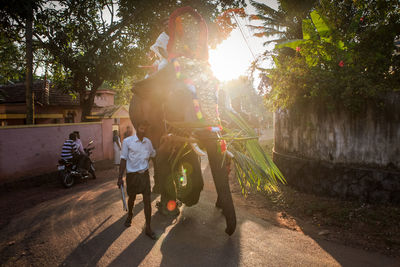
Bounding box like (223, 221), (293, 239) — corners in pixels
(310, 10), (331, 41)
(275, 39), (305, 50)
(302, 19), (315, 40)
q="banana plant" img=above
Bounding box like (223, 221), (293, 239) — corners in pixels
(276, 10), (347, 66)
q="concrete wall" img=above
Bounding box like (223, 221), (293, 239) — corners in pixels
(274, 97), (400, 168)
(273, 93), (400, 204)
(0, 120), (113, 183)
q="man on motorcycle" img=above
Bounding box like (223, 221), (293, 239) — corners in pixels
(61, 133), (78, 162)
(73, 131), (91, 175)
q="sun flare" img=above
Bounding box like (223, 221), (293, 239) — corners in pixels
(208, 30), (254, 82)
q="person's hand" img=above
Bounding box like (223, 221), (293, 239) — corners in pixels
(117, 177), (123, 188)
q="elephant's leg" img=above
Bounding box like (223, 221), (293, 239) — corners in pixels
(203, 140), (236, 236)
(155, 139), (179, 215)
(179, 150), (203, 206)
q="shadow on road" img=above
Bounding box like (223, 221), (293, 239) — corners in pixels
(109, 210), (178, 266)
(60, 194), (158, 267)
(60, 215), (126, 266)
(159, 206), (241, 267)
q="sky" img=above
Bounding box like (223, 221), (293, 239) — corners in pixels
(209, 0), (279, 83)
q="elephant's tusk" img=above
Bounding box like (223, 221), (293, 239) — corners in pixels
(190, 143), (207, 157)
(225, 150), (234, 158)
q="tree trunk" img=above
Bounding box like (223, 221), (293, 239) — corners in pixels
(80, 78), (103, 122)
(25, 2), (34, 125)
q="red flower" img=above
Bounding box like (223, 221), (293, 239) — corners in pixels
(296, 46), (301, 52)
(339, 60), (344, 67)
(360, 16), (364, 22)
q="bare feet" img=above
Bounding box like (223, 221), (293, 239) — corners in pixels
(124, 214), (132, 227)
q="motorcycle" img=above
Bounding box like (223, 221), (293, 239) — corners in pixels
(57, 140), (96, 188)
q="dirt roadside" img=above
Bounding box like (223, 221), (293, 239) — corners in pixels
(230, 137), (400, 258)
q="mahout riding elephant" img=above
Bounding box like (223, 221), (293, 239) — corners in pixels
(128, 6), (285, 236)
(129, 60), (237, 235)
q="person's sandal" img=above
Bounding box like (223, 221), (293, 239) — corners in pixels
(124, 214), (133, 227)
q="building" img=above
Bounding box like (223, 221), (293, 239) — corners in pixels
(0, 80), (133, 137)
(0, 80), (80, 125)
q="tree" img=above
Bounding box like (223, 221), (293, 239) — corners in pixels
(246, 0), (316, 92)
(0, 32), (25, 84)
(0, 0), (44, 124)
(1, 0), (245, 122)
(35, 0), (247, 121)
(248, 0), (316, 45)
(261, 0), (400, 111)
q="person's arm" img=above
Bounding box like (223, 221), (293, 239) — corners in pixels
(118, 139), (129, 187)
(117, 159), (126, 187)
(78, 141), (85, 155)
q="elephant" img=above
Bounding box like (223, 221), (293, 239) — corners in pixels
(129, 61), (237, 236)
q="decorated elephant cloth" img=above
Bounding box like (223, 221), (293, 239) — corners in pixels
(171, 57), (221, 127)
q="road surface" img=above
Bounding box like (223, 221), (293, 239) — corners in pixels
(0, 159), (399, 266)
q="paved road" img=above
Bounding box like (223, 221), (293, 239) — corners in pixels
(1, 160), (399, 267)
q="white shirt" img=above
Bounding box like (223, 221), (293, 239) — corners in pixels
(121, 134), (156, 173)
(150, 32), (169, 60)
(74, 139), (85, 154)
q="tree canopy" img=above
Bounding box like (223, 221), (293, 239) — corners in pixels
(0, 0), (245, 121)
(250, 0), (400, 112)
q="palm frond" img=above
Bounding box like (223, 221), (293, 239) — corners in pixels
(170, 142), (190, 171)
(165, 108), (286, 196)
(253, 30), (285, 38)
(222, 109), (286, 194)
(263, 37), (287, 46)
(248, 14), (279, 25)
(250, 0), (281, 18)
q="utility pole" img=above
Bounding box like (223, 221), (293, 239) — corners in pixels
(25, 1), (34, 124)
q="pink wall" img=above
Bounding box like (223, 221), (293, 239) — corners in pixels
(0, 120), (113, 183)
(101, 119), (113, 161)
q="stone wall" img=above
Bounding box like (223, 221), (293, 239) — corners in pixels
(273, 93), (400, 204)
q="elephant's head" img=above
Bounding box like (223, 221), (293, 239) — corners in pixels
(129, 62), (199, 148)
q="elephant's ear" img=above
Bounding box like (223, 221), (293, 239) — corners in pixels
(131, 63), (176, 99)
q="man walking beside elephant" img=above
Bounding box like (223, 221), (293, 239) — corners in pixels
(117, 120), (157, 240)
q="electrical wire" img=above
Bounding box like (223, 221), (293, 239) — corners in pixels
(233, 13), (257, 60)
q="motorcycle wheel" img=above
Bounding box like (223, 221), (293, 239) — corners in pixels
(61, 171), (74, 188)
